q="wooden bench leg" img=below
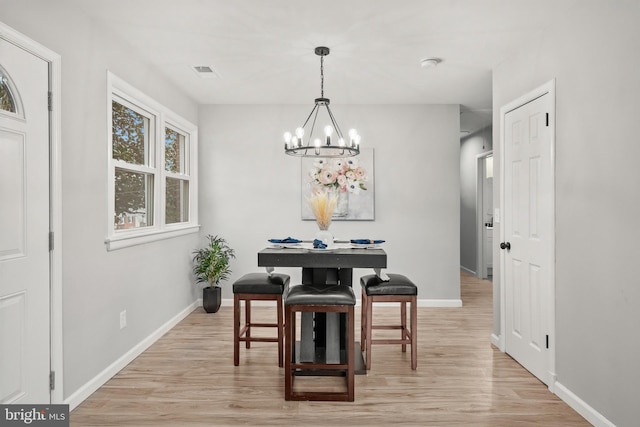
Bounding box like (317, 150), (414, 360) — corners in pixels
(401, 301), (407, 353)
(234, 294), (240, 366)
(365, 295), (373, 370)
(284, 305), (293, 400)
(411, 296), (417, 370)
(245, 299), (251, 349)
(277, 294), (283, 367)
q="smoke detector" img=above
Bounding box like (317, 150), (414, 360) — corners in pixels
(420, 57), (442, 69)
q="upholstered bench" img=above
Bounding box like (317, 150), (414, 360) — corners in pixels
(233, 272), (290, 367)
(360, 273), (417, 370)
(284, 284), (356, 401)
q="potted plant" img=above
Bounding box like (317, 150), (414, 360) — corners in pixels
(192, 234), (236, 313)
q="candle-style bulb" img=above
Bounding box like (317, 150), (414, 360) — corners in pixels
(284, 132), (292, 149)
(314, 138), (321, 155)
(348, 129), (357, 147)
(295, 127), (305, 138)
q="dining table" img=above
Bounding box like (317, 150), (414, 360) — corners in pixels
(258, 242), (387, 374)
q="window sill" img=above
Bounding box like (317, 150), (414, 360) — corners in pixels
(105, 224), (200, 251)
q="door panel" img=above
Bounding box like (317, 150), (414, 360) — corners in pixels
(0, 130), (25, 259)
(504, 93), (552, 384)
(0, 39), (51, 403)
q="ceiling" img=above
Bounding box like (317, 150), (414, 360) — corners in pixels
(68, 0), (579, 134)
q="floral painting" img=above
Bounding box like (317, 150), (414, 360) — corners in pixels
(301, 148), (375, 221)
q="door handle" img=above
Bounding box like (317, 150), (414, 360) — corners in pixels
(500, 242), (511, 250)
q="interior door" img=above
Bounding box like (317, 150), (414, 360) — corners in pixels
(0, 38), (51, 403)
(503, 92), (553, 384)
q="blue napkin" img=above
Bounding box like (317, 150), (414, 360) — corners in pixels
(313, 239), (327, 249)
(350, 239), (385, 244)
(269, 237), (302, 244)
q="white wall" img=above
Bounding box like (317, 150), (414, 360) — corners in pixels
(493, 1), (640, 425)
(198, 104), (461, 302)
(0, 1), (201, 400)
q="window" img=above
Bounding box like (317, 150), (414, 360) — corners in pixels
(106, 72), (198, 250)
(0, 65), (21, 116)
(0, 78), (16, 112)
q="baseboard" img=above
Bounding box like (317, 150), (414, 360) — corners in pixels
(554, 381), (616, 427)
(460, 266), (476, 276)
(418, 299), (463, 307)
(491, 333), (502, 350)
(65, 300), (199, 411)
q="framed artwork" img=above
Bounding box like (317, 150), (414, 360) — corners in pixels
(301, 148), (375, 221)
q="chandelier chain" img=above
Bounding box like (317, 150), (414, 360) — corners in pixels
(320, 55), (324, 98)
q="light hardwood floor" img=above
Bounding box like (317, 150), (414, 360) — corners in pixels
(70, 273), (589, 426)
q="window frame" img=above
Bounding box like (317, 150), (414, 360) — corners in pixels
(106, 72), (198, 250)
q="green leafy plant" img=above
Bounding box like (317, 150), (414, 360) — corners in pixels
(192, 235), (236, 287)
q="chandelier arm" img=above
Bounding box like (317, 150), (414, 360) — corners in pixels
(308, 103), (321, 142)
(324, 104), (345, 140)
(301, 104), (319, 129)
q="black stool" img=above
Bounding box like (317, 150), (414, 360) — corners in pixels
(284, 284), (356, 401)
(360, 273), (417, 370)
(233, 273), (290, 367)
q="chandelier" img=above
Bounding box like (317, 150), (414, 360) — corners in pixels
(283, 46), (360, 157)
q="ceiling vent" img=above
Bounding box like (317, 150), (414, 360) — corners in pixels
(191, 65), (220, 79)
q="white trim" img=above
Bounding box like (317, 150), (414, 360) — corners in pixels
(490, 333), (502, 349)
(106, 71), (199, 251)
(475, 150), (493, 280)
(418, 299), (463, 308)
(0, 20), (64, 404)
(499, 79), (556, 385)
(105, 224), (200, 251)
(555, 381), (616, 427)
(460, 265), (476, 276)
(64, 301), (198, 410)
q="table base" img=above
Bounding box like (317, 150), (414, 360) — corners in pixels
(293, 341), (366, 375)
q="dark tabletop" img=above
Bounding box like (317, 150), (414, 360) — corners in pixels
(258, 247), (387, 269)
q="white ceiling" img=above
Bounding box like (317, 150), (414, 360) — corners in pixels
(68, 0), (579, 134)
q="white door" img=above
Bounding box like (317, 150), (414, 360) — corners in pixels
(502, 91), (553, 384)
(0, 38), (51, 403)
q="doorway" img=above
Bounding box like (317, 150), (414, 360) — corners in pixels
(476, 151), (493, 280)
(499, 80), (556, 388)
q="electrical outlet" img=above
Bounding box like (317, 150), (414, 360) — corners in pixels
(119, 310), (127, 329)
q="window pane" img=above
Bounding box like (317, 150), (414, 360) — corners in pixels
(165, 178), (189, 224)
(114, 168), (154, 229)
(165, 128), (187, 173)
(0, 77), (16, 113)
(112, 101), (150, 165)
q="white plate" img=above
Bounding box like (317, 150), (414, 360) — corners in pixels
(309, 247), (334, 252)
(271, 243), (302, 249)
(351, 243), (381, 249)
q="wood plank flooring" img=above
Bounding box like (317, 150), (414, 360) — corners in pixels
(70, 273), (590, 426)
